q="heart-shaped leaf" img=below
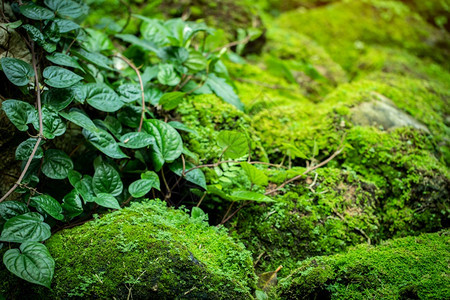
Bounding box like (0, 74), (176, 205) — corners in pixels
(128, 177), (159, 198)
(143, 119), (183, 171)
(1, 57), (34, 87)
(1, 99), (37, 131)
(42, 87), (75, 111)
(82, 128), (128, 159)
(184, 49), (207, 72)
(53, 19), (80, 33)
(217, 131), (248, 159)
(43, 66), (83, 88)
(3, 242), (55, 287)
(15, 138), (44, 161)
(42, 149), (73, 179)
(32, 106), (66, 139)
(119, 132), (155, 149)
(169, 160), (206, 189)
(84, 83), (124, 112)
(74, 175), (96, 203)
(94, 193), (120, 209)
(44, 0), (84, 18)
(20, 2), (54, 20)
(0, 201), (30, 220)
(0, 213), (51, 243)
(93, 163), (123, 196)
(141, 171), (161, 190)
(31, 194), (64, 221)
(61, 189), (83, 218)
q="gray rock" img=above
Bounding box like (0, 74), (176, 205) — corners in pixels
(351, 92), (429, 132)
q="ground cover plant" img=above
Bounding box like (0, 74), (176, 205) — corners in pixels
(0, 0), (449, 299)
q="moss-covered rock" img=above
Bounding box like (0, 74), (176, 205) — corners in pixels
(0, 200), (257, 299)
(276, 0), (450, 71)
(274, 230), (450, 299)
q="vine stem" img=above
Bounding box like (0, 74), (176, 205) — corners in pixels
(0, 41), (44, 203)
(115, 55), (146, 132)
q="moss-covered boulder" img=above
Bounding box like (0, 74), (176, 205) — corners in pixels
(0, 200), (257, 299)
(274, 230), (450, 299)
(276, 0), (449, 71)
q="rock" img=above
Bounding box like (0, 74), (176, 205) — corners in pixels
(0, 200), (257, 299)
(351, 92), (429, 132)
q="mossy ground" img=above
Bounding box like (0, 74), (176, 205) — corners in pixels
(274, 230), (450, 299)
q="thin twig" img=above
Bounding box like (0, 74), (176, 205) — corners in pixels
(115, 55), (146, 132)
(161, 167), (171, 200)
(118, 0), (132, 34)
(196, 192), (207, 207)
(0, 41), (43, 202)
(212, 34), (251, 53)
(219, 201), (250, 225)
(264, 147), (343, 196)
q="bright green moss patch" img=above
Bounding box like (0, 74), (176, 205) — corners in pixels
(0, 200), (257, 299)
(177, 94), (268, 163)
(275, 230), (450, 299)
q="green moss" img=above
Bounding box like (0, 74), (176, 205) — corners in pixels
(230, 167), (382, 274)
(276, 0), (449, 71)
(176, 94), (268, 163)
(0, 200), (257, 299)
(275, 230), (450, 299)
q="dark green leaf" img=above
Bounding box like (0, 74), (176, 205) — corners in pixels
(119, 132), (155, 149)
(43, 66), (83, 88)
(93, 163), (123, 196)
(85, 83), (124, 112)
(158, 92), (185, 110)
(141, 171), (160, 191)
(169, 160), (206, 189)
(74, 175), (95, 203)
(61, 189), (83, 218)
(159, 46), (189, 64)
(46, 53), (83, 71)
(0, 213), (51, 243)
(143, 119), (183, 171)
(0, 201), (29, 220)
(67, 170), (82, 187)
(32, 106), (66, 139)
(217, 131), (248, 159)
(1, 99), (36, 131)
(206, 74), (244, 111)
(23, 24), (56, 53)
(145, 88), (163, 106)
(43, 21), (61, 43)
(20, 2), (54, 20)
(31, 194), (64, 221)
(42, 149), (73, 180)
(94, 193), (120, 209)
(15, 138), (44, 161)
(82, 128), (128, 159)
(44, 0), (84, 18)
(3, 242), (55, 287)
(128, 178), (158, 198)
(0, 57), (34, 86)
(53, 19), (80, 33)
(59, 108), (98, 132)
(42, 87), (74, 111)
(117, 105), (141, 128)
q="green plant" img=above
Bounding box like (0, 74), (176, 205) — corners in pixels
(0, 0), (269, 288)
